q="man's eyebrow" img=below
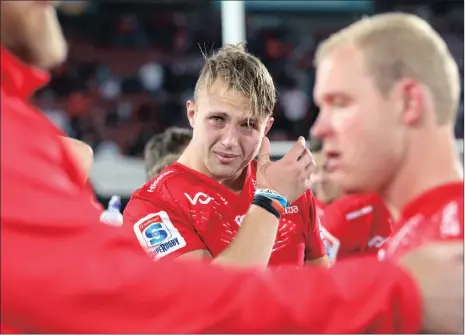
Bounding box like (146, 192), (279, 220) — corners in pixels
(206, 111), (229, 118)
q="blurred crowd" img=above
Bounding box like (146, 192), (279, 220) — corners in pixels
(34, 1), (464, 158)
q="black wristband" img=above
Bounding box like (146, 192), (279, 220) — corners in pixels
(252, 195), (281, 220)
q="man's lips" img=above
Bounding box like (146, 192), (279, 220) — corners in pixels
(324, 151), (341, 172)
(213, 151), (240, 159)
(213, 151), (240, 163)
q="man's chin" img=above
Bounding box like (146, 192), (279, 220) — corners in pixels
(34, 43), (68, 70)
(208, 163), (242, 180)
(339, 180), (373, 196)
(331, 171), (361, 195)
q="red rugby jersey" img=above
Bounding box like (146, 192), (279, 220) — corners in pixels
(124, 161), (326, 266)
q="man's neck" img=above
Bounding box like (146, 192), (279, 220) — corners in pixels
(382, 129), (463, 220)
(177, 144), (247, 193)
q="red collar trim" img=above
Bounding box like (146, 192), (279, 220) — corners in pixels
(401, 181), (464, 219)
(1, 46), (50, 99)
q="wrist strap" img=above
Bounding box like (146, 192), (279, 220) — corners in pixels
(252, 194), (284, 219)
(255, 188), (289, 209)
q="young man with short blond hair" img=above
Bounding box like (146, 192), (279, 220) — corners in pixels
(125, 44), (328, 267)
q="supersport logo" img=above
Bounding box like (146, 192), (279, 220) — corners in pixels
(184, 192), (213, 205)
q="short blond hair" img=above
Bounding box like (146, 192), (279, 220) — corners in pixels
(315, 13), (461, 125)
(195, 43), (276, 120)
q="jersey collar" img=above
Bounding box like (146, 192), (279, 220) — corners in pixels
(1, 46), (50, 100)
(401, 181), (464, 220)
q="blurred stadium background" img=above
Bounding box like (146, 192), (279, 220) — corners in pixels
(41, 0), (464, 209)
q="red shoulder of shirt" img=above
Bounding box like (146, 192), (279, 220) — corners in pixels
(134, 163), (192, 198)
(397, 181), (463, 241)
(401, 182), (463, 220)
(380, 182), (463, 260)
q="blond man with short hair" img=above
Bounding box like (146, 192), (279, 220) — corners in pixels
(125, 44), (329, 267)
(311, 13), (463, 261)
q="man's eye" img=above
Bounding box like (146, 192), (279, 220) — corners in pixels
(329, 96), (349, 108)
(211, 116), (223, 123)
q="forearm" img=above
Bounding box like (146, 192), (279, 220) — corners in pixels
(3, 223), (421, 334)
(212, 204), (278, 267)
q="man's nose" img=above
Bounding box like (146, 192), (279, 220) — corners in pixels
(310, 110), (332, 140)
(220, 125), (239, 148)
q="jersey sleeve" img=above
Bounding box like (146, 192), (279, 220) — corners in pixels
(1, 109), (422, 334)
(123, 188), (207, 260)
(305, 190), (327, 260)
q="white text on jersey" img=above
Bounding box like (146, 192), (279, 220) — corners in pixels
(185, 192), (213, 205)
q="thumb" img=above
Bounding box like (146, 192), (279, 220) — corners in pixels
(258, 136), (271, 163)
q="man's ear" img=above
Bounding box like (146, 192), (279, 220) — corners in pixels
(264, 117), (274, 136)
(393, 78), (427, 126)
(186, 100), (196, 128)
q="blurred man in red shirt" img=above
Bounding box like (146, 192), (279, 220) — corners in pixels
(311, 141), (392, 262)
(311, 13), (463, 261)
(1, 2), (463, 333)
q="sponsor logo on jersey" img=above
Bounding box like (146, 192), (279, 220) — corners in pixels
(147, 171), (173, 193)
(184, 192), (213, 205)
(284, 205), (299, 215)
(133, 211), (186, 259)
(235, 206), (299, 226)
(345, 206), (373, 221)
